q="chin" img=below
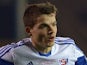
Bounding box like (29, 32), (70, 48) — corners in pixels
(47, 42), (54, 47)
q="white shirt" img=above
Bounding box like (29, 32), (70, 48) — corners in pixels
(0, 37), (87, 65)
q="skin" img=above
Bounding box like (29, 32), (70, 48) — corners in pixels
(26, 13), (57, 53)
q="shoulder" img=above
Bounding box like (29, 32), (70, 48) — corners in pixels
(0, 38), (31, 57)
(54, 37), (84, 55)
(55, 37), (87, 64)
(0, 38), (31, 63)
(54, 37), (75, 44)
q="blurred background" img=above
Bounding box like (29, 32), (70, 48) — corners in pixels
(0, 0), (87, 55)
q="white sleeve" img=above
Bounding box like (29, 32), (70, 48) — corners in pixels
(0, 41), (24, 62)
(74, 44), (86, 60)
(1, 48), (14, 62)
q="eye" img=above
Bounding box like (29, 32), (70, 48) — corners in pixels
(38, 24), (48, 29)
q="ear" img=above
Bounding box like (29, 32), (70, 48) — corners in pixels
(25, 26), (30, 33)
(26, 26), (32, 36)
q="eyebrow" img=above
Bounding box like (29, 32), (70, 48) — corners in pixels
(38, 21), (57, 28)
(39, 23), (48, 28)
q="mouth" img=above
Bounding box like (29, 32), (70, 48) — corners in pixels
(48, 36), (55, 42)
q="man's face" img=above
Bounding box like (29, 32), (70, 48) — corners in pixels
(29, 13), (57, 48)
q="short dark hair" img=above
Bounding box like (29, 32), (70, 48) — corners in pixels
(23, 2), (57, 28)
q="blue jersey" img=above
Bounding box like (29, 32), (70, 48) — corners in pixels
(0, 37), (87, 65)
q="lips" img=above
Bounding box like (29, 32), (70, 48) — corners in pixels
(48, 36), (55, 42)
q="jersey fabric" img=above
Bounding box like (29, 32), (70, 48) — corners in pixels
(0, 37), (87, 65)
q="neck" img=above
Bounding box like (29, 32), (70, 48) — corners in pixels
(32, 42), (52, 54)
(37, 46), (52, 54)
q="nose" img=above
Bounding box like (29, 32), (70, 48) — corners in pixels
(48, 26), (54, 35)
(48, 31), (53, 35)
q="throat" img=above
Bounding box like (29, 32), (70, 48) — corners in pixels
(36, 45), (52, 56)
(39, 50), (51, 56)
(31, 40), (52, 55)
(39, 47), (52, 54)
(32, 43), (52, 54)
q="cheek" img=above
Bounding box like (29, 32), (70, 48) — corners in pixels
(32, 29), (47, 42)
(54, 27), (57, 33)
(56, 28), (57, 33)
(37, 33), (46, 42)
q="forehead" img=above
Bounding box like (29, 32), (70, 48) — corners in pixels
(36, 13), (56, 24)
